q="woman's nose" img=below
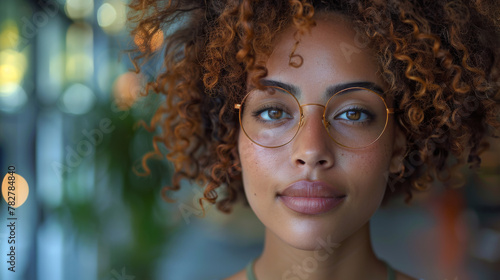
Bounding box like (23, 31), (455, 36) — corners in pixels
(291, 105), (335, 169)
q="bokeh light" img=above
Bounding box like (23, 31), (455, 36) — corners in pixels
(134, 25), (164, 52)
(0, 20), (20, 49)
(0, 49), (27, 94)
(113, 71), (145, 110)
(97, 0), (126, 34)
(97, 3), (116, 27)
(66, 22), (93, 82)
(0, 84), (28, 113)
(59, 83), (96, 115)
(65, 0), (94, 20)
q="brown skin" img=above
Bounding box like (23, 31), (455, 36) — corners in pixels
(226, 16), (414, 280)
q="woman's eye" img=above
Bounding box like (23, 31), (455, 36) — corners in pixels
(335, 109), (371, 122)
(258, 108), (291, 121)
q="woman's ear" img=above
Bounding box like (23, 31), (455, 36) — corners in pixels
(389, 125), (407, 174)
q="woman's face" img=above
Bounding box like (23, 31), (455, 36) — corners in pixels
(238, 15), (405, 250)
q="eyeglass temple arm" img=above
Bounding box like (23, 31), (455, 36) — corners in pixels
(235, 104), (241, 109)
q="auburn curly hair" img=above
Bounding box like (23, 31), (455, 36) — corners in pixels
(127, 0), (500, 214)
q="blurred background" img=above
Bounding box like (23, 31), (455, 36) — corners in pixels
(0, 0), (499, 279)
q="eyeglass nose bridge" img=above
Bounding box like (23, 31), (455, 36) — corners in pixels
(297, 103), (327, 129)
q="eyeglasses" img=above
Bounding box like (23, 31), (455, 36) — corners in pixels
(234, 86), (394, 149)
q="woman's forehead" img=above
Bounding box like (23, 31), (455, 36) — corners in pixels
(259, 15), (384, 101)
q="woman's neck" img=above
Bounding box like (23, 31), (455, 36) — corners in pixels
(253, 221), (387, 280)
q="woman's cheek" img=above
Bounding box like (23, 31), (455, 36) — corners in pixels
(239, 133), (285, 184)
(344, 148), (391, 208)
(239, 136), (270, 204)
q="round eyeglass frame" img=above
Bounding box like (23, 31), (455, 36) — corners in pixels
(234, 85), (395, 149)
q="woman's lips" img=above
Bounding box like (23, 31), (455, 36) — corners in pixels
(277, 180), (346, 215)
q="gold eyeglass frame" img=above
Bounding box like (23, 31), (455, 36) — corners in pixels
(234, 85), (395, 149)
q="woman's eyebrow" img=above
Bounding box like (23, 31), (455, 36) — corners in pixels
(259, 79), (384, 97)
(260, 79), (300, 96)
(326, 81), (385, 97)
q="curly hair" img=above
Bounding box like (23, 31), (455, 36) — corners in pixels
(127, 0), (500, 214)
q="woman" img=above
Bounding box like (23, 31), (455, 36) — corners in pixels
(128, 1), (500, 279)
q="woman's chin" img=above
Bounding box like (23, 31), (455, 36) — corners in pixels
(269, 226), (344, 252)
